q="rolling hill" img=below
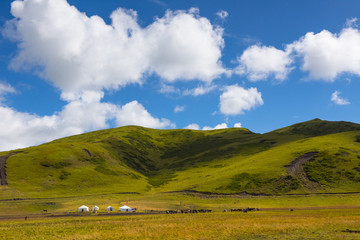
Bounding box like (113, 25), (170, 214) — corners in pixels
(1, 118), (360, 199)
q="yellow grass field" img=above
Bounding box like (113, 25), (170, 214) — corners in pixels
(0, 209), (359, 239)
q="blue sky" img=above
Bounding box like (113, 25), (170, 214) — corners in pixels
(0, 0), (359, 151)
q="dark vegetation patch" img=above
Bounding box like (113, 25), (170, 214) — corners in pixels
(94, 165), (120, 176)
(40, 161), (72, 169)
(227, 173), (301, 194)
(161, 132), (273, 170)
(274, 175), (301, 192)
(304, 149), (360, 184)
(99, 128), (273, 187)
(354, 164), (360, 172)
(84, 156), (104, 165)
(126, 172), (142, 179)
(355, 135), (360, 143)
(161, 133), (267, 161)
(100, 135), (157, 176)
(209, 164), (226, 168)
(147, 172), (177, 187)
(58, 170), (71, 180)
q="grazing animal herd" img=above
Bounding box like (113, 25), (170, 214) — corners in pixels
(230, 208), (259, 213)
(164, 208), (260, 214)
(165, 209), (213, 214)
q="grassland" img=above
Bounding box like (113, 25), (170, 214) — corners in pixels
(0, 119), (360, 239)
(1, 118), (360, 199)
(0, 209), (359, 239)
(0, 191), (359, 217)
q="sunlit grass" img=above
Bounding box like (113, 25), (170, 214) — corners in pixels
(0, 192), (359, 217)
(0, 209), (359, 239)
(2, 120), (360, 198)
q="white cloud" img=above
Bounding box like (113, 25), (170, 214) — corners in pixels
(6, 1), (227, 100)
(0, 82), (15, 95)
(0, 106), (59, 151)
(0, 98), (174, 151)
(158, 83), (180, 95)
(174, 105), (185, 113)
(235, 45), (293, 81)
(146, 9), (227, 82)
(184, 123), (229, 130)
(216, 10), (229, 20)
(287, 27), (360, 81)
(116, 100), (175, 128)
(345, 18), (358, 28)
(183, 84), (217, 96)
(220, 85), (263, 115)
(202, 123), (228, 130)
(0, 100), (115, 151)
(235, 24), (360, 82)
(331, 91), (350, 105)
(0, 82), (16, 102)
(234, 122), (242, 128)
(184, 123), (200, 130)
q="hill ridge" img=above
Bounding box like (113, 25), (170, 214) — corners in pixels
(1, 119), (360, 198)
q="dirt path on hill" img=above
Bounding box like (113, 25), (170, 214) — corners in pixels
(0, 152), (22, 185)
(285, 152), (320, 190)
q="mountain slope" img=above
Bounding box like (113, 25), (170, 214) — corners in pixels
(1, 119), (360, 198)
(271, 118), (360, 137)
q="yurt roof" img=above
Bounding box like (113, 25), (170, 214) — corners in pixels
(119, 205), (132, 209)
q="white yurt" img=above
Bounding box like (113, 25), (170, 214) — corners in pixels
(119, 205), (136, 212)
(92, 206), (99, 213)
(78, 205), (89, 212)
(107, 206), (114, 211)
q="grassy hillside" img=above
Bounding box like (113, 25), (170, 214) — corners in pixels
(1, 119), (360, 199)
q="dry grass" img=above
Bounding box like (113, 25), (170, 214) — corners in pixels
(0, 209), (359, 239)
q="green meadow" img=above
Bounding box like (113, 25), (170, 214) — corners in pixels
(0, 119), (360, 238)
(1, 119), (360, 199)
(0, 209), (359, 239)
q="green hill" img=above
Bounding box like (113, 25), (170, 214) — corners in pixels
(1, 119), (360, 199)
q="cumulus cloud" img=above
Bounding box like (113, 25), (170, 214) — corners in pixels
(235, 24), (360, 82)
(184, 123), (200, 130)
(331, 91), (350, 105)
(6, 0), (226, 100)
(146, 9), (227, 82)
(116, 100), (174, 128)
(234, 122), (242, 128)
(0, 100), (115, 151)
(0, 98), (174, 151)
(174, 105), (185, 113)
(220, 85), (263, 115)
(235, 45), (293, 81)
(184, 123), (229, 130)
(287, 27), (360, 81)
(202, 123), (228, 130)
(216, 10), (229, 20)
